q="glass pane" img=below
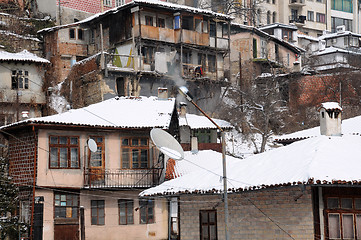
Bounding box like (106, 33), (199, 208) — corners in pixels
(55, 194), (60, 200)
(356, 199), (361, 209)
(140, 138), (147, 146)
(55, 200), (60, 206)
(132, 149), (139, 168)
(72, 207), (78, 218)
(140, 149), (148, 168)
(59, 137), (67, 144)
(202, 226), (209, 239)
(70, 137), (78, 145)
(18, 78), (23, 88)
(50, 147), (58, 167)
(119, 201), (126, 224)
(122, 149), (130, 168)
(71, 148), (79, 168)
(60, 148), (68, 167)
(25, 71), (28, 76)
(91, 217), (97, 225)
(329, 214), (341, 239)
(356, 215), (361, 238)
(209, 211), (216, 223)
(341, 198), (353, 209)
(127, 201), (133, 224)
(60, 195), (66, 201)
(50, 136), (58, 144)
(328, 198), (339, 209)
(99, 216), (104, 225)
(201, 212), (208, 224)
(210, 225), (217, 240)
(122, 139), (129, 146)
(24, 78), (29, 89)
(132, 139), (139, 146)
(140, 207), (147, 224)
(97, 137), (103, 143)
(343, 214), (354, 239)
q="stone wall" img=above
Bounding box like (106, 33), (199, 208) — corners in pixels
(179, 186), (315, 240)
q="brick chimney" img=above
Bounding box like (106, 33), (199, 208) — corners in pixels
(158, 87), (168, 99)
(319, 102), (342, 136)
(179, 102), (187, 117)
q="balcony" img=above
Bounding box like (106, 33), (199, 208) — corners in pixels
(289, 15), (306, 25)
(84, 168), (162, 189)
(289, 0), (305, 7)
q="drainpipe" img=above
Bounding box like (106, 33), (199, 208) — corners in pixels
(168, 199), (171, 240)
(30, 125), (37, 240)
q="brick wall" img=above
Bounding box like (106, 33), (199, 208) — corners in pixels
(7, 128), (37, 187)
(179, 186), (315, 240)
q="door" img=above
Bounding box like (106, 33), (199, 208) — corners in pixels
(88, 136), (105, 185)
(54, 225), (79, 240)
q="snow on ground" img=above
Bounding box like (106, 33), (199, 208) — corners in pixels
(49, 82), (68, 114)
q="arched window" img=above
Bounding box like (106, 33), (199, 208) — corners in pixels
(273, 12), (277, 23)
(267, 11), (271, 24)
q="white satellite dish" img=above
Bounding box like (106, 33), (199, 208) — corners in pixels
(87, 138), (98, 153)
(150, 128), (184, 160)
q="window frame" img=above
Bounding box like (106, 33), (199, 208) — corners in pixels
(118, 199), (134, 225)
(121, 137), (149, 169)
(145, 16), (153, 26)
(11, 70), (29, 90)
(307, 11), (314, 21)
(325, 196), (361, 239)
(103, 0), (112, 7)
(54, 193), (79, 220)
(49, 135), (80, 169)
(316, 12), (326, 23)
(69, 28), (75, 39)
(200, 210), (218, 240)
(139, 199), (155, 224)
(91, 200), (105, 225)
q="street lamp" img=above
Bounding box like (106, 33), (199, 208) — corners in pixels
(178, 86), (230, 240)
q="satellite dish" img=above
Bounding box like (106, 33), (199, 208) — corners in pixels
(150, 128), (184, 160)
(87, 138), (97, 153)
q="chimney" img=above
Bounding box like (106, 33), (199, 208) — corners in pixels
(179, 102), (187, 117)
(191, 136), (198, 153)
(158, 87), (168, 99)
(319, 102), (342, 136)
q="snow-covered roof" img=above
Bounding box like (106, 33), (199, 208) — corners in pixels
(259, 23), (298, 31)
(313, 46), (361, 56)
(298, 34), (319, 42)
(1, 96), (176, 130)
(0, 50), (49, 64)
(39, 0), (232, 34)
(141, 135), (361, 196)
(179, 113), (233, 130)
(0, 30), (40, 42)
(275, 114), (361, 142)
(320, 102), (342, 111)
(319, 31), (361, 40)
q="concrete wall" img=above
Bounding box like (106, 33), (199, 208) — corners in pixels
(179, 186), (315, 240)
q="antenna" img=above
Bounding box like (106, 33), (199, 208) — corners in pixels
(150, 128), (184, 160)
(87, 138), (97, 153)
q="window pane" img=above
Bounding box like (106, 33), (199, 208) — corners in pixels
(99, 216), (105, 225)
(140, 149), (148, 168)
(132, 139), (139, 146)
(119, 201), (126, 224)
(122, 139), (129, 146)
(50, 136), (58, 144)
(210, 225), (217, 240)
(70, 148), (79, 168)
(341, 198), (353, 209)
(355, 199), (361, 209)
(122, 149), (130, 168)
(356, 214), (361, 238)
(60, 148), (68, 167)
(50, 147), (58, 167)
(328, 198), (339, 209)
(70, 137), (78, 145)
(209, 211), (216, 223)
(202, 226), (209, 239)
(140, 206), (147, 224)
(140, 138), (147, 146)
(72, 207), (78, 218)
(59, 137), (67, 144)
(91, 217), (97, 225)
(127, 201), (133, 224)
(343, 214), (354, 239)
(201, 212), (208, 224)
(132, 149), (139, 168)
(329, 214), (341, 239)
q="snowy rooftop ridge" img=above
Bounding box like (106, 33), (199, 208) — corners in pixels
(141, 135), (361, 196)
(0, 49), (49, 64)
(320, 102), (342, 111)
(1, 96), (176, 130)
(179, 113), (233, 130)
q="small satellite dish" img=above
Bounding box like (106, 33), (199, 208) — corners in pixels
(87, 138), (97, 153)
(150, 128), (184, 160)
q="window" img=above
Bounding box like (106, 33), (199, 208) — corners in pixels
(139, 199), (154, 224)
(316, 13), (326, 23)
(307, 11), (314, 21)
(200, 210), (217, 240)
(267, 11), (271, 24)
(193, 129), (212, 143)
(157, 18), (165, 28)
(69, 29), (75, 39)
(78, 29), (83, 40)
(145, 16), (153, 26)
(116, 0), (124, 6)
(103, 0), (111, 7)
(11, 70), (29, 90)
(182, 16), (194, 30)
(54, 194), (79, 219)
(118, 199), (134, 225)
(316, 0), (323, 2)
(49, 136), (79, 169)
(222, 23), (228, 37)
(272, 12), (276, 23)
(121, 137), (149, 169)
(207, 55), (216, 73)
(91, 200), (105, 225)
(331, 0), (353, 12)
(272, 0), (275, 3)
(141, 47), (154, 64)
(89, 137), (104, 167)
(209, 21), (216, 37)
(253, 38), (257, 58)
(331, 17), (352, 32)
(326, 197), (361, 239)
(183, 51), (192, 64)
(260, 39), (267, 58)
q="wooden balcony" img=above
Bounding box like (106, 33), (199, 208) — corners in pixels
(84, 168), (162, 189)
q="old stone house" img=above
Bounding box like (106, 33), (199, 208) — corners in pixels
(0, 91), (179, 240)
(38, 0), (232, 114)
(142, 103), (361, 240)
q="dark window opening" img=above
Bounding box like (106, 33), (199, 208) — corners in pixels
(157, 18), (165, 28)
(145, 16), (153, 26)
(78, 29), (83, 40)
(210, 22), (216, 37)
(69, 29), (75, 39)
(208, 55), (216, 73)
(182, 16), (194, 30)
(116, 77), (125, 97)
(253, 38), (258, 58)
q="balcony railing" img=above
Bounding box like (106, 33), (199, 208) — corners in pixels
(84, 168), (162, 189)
